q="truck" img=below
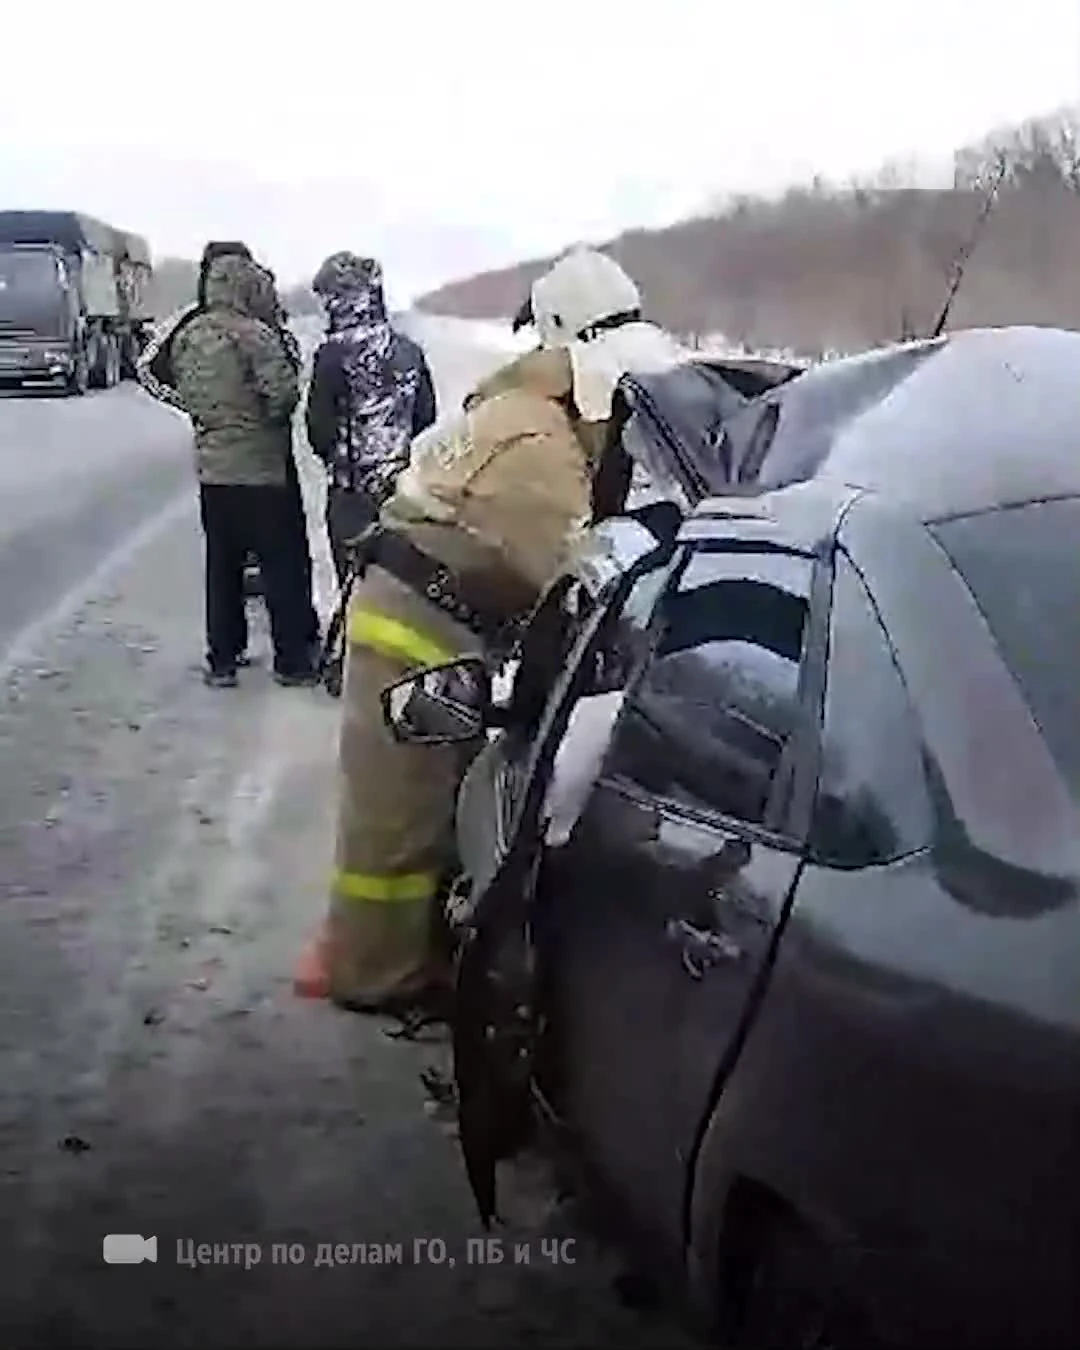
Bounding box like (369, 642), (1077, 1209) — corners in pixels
(0, 209), (156, 396)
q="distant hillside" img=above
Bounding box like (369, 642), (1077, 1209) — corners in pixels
(416, 107), (1080, 357)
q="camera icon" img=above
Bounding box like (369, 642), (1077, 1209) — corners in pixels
(102, 1234), (158, 1264)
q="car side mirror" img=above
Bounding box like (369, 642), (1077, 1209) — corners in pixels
(380, 656), (491, 746)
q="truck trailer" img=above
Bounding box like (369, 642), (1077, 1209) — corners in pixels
(0, 210), (156, 395)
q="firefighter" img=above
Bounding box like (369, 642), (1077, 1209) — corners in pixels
(296, 246), (689, 1014)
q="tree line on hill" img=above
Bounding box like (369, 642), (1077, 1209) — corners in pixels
(413, 105), (1080, 357)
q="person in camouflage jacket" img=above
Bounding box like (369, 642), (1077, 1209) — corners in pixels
(135, 240), (255, 409)
(170, 252), (318, 687)
(137, 242), (320, 664)
(251, 264), (303, 370)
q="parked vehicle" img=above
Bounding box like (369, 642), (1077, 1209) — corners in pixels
(0, 210), (155, 395)
(383, 326), (1080, 1348)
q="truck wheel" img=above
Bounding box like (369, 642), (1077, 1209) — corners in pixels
(64, 347), (89, 397)
(104, 337), (121, 389)
(88, 333), (113, 390)
(119, 333), (137, 381)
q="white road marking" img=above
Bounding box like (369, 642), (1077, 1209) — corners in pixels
(0, 489), (194, 683)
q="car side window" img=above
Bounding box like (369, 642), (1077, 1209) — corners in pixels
(507, 577), (578, 731)
(810, 554), (933, 868)
(582, 558), (675, 694)
(605, 548), (814, 829)
(508, 543), (677, 742)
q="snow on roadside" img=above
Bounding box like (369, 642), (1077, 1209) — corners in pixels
(408, 316), (845, 367)
(407, 314), (532, 355)
(299, 311), (854, 369)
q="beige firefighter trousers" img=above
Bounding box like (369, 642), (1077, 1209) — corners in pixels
(325, 565), (483, 1008)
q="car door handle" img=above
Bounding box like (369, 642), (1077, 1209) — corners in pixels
(701, 837), (752, 888)
(665, 917), (743, 978)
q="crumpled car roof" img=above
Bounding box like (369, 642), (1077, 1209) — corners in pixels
(613, 327), (1080, 519)
(609, 356), (802, 508)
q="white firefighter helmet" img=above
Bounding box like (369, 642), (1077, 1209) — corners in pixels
(512, 246), (687, 424)
(528, 247), (642, 349)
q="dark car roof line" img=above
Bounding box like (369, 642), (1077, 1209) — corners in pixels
(686, 480), (861, 557)
(924, 489), (1080, 526)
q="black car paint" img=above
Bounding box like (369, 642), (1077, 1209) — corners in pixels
(536, 524), (830, 1263)
(511, 492), (1078, 1345)
(682, 495), (1079, 1347)
(447, 329), (1080, 1345)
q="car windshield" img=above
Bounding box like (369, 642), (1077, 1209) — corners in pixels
(929, 497), (1080, 799)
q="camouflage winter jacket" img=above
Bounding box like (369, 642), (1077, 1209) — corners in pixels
(135, 303), (197, 411)
(170, 256), (299, 486)
(250, 266), (303, 373)
(136, 270), (301, 410)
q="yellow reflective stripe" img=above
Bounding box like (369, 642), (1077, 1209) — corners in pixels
(347, 607), (455, 669)
(333, 869), (437, 903)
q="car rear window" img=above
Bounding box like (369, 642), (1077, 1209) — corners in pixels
(929, 498), (1080, 797)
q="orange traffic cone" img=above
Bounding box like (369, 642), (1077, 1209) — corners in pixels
(293, 922), (331, 999)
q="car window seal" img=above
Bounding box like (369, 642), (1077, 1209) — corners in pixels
(777, 545), (834, 841)
(600, 771), (802, 856)
(627, 379), (711, 503)
(808, 841), (932, 873)
(736, 400), (780, 483)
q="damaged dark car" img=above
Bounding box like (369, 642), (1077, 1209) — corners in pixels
(383, 327), (1080, 1349)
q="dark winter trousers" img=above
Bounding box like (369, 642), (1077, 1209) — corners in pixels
(285, 455), (320, 646)
(326, 486), (380, 594)
(199, 483), (315, 677)
(241, 456), (320, 650)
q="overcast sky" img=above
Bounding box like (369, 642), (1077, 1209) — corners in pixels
(3, 0), (1076, 302)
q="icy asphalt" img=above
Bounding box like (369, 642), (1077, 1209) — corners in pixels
(0, 321), (690, 1348)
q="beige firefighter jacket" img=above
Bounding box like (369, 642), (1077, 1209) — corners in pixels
(381, 345), (594, 619)
(324, 348), (597, 1007)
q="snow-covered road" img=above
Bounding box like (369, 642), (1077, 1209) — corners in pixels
(0, 319), (688, 1348)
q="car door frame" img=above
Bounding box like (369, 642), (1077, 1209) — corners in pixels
(504, 513), (836, 921)
(465, 527), (689, 922)
(448, 537), (690, 1227)
(536, 529), (835, 1250)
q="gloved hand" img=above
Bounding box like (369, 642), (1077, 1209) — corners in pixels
(341, 521), (382, 573)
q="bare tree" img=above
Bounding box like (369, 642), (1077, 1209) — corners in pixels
(417, 107), (1080, 349)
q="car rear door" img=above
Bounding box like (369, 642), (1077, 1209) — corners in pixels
(543, 535), (829, 1255)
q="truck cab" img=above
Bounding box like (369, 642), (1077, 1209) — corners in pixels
(0, 243), (90, 392)
(0, 210), (154, 396)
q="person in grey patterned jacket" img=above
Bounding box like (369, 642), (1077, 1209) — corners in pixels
(304, 252), (437, 592)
